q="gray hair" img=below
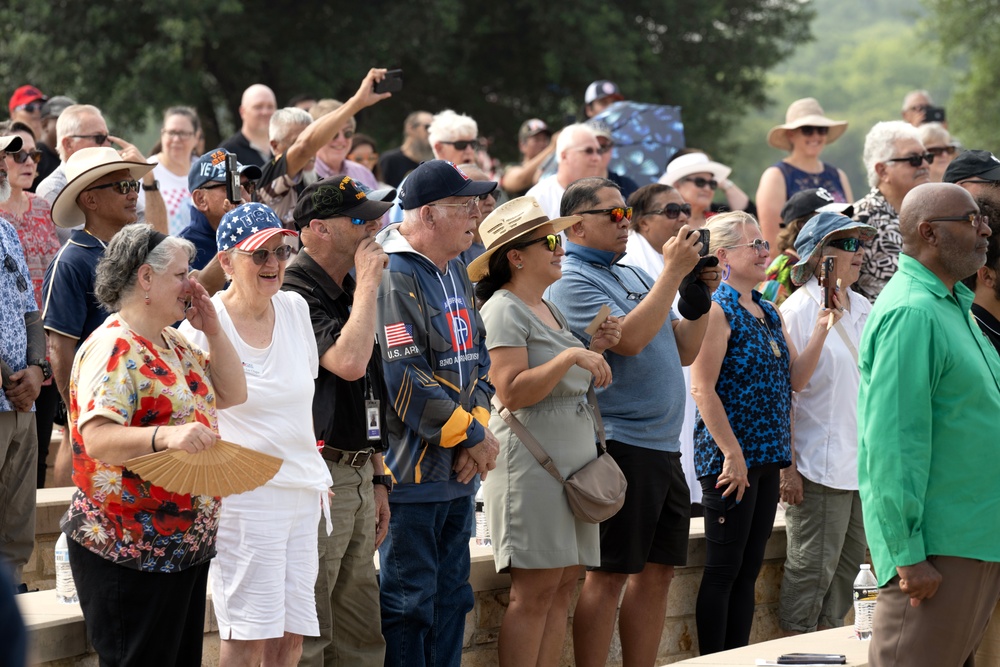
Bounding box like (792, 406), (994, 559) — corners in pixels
(428, 110), (477, 147)
(56, 104), (104, 161)
(95, 224), (196, 311)
(917, 122), (950, 148)
(902, 89), (934, 112)
(863, 121), (923, 188)
(269, 107), (313, 144)
(705, 210), (760, 255)
(560, 177), (618, 217)
(556, 124), (597, 165)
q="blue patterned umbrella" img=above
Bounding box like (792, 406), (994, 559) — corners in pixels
(593, 101), (686, 185)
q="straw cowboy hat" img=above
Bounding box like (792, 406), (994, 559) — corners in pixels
(52, 147), (153, 229)
(767, 98), (848, 151)
(658, 152), (732, 187)
(467, 196), (579, 282)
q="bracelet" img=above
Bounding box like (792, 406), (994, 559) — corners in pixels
(151, 425), (161, 453)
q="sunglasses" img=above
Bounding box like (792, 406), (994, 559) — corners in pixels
(86, 179), (140, 195)
(681, 176), (718, 190)
(70, 133), (110, 145)
(3, 253), (28, 292)
(234, 245), (293, 265)
(798, 126), (830, 137)
(577, 206), (633, 223)
(926, 145), (957, 158)
(477, 189), (497, 201)
(440, 139), (479, 151)
(334, 129), (355, 140)
(927, 213), (989, 228)
(597, 144), (614, 155)
(202, 180), (257, 194)
(826, 237), (865, 252)
(516, 234), (562, 252)
(15, 101), (44, 113)
(646, 203), (692, 219)
(573, 146), (602, 156)
(886, 153), (935, 168)
(10, 149), (42, 164)
(725, 238), (770, 253)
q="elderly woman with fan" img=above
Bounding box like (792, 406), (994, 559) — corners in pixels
(64, 223), (246, 666)
(181, 202), (333, 667)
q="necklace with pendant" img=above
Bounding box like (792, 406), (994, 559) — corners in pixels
(754, 315), (782, 358)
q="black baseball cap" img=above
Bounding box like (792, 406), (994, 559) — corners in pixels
(293, 176), (394, 229)
(399, 160), (496, 210)
(942, 149), (1000, 183)
(780, 187), (853, 228)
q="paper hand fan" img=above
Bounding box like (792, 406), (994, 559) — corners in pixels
(124, 439), (282, 497)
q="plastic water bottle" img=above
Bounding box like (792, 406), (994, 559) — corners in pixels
(853, 564), (878, 639)
(475, 488), (491, 547)
(55, 533), (78, 604)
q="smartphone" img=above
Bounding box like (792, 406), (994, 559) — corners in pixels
(374, 69), (403, 95)
(689, 228), (710, 256)
(923, 105), (946, 123)
(777, 654), (846, 665)
(225, 153), (240, 205)
(820, 255), (836, 309)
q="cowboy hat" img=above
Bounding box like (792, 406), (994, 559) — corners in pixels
(52, 147), (153, 229)
(467, 196), (579, 282)
(767, 98), (848, 151)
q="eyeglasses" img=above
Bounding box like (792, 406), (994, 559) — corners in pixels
(681, 176), (718, 190)
(826, 237), (865, 252)
(234, 245), (293, 265)
(798, 126), (830, 137)
(161, 129), (195, 139)
(926, 145), (957, 158)
(85, 179), (140, 195)
(10, 149), (42, 164)
(576, 206), (633, 223)
(959, 179), (1000, 187)
(3, 254), (28, 292)
(440, 139), (479, 151)
(646, 203), (692, 219)
(572, 146), (602, 156)
(599, 263), (650, 301)
(926, 213), (989, 228)
(202, 180), (257, 195)
(433, 197), (481, 215)
(516, 234), (562, 252)
(725, 238), (770, 253)
(886, 153), (935, 167)
(70, 133), (110, 145)
(15, 101), (44, 113)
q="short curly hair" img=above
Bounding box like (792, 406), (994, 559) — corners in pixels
(95, 224), (196, 311)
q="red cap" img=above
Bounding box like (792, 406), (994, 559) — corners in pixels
(9, 85), (46, 113)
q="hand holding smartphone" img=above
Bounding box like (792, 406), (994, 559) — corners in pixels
(225, 153), (241, 205)
(374, 69), (403, 94)
(820, 256), (836, 309)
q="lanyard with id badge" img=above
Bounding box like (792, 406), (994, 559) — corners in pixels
(365, 370), (381, 442)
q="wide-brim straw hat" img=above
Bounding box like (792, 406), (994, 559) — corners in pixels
(658, 152), (732, 187)
(767, 98), (848, 151)
(790, 211), (875, 286)
(467, 196), (579, 282)
(52, 147), (153, 229)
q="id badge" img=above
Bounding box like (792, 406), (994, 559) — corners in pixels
(366, 399), (381, 441)
(242, 361), (264, 377)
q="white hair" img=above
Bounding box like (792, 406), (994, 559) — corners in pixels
(902, 89), (934, 112)
(863, 121), (923, 187)
(917, 122), (950, 147)
(55, 104), (104, 161)
(269, 107), (312, 144)
(428, 110), (477, 147)
(555, 124), (597, 164)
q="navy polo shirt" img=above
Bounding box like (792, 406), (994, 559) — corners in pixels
(41, 229), (109, 345)
(177, 207), (218, 271)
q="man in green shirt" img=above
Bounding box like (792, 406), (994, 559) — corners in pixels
(859, 182), (1000, 666)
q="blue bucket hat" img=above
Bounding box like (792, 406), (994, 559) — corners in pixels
(791, 211), (875, 286)
(217, 202), (296, 252)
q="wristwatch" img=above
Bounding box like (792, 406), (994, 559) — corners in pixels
(373, 475), (393, 494)
(28, 359), (52, 381)
(142, 180), (160, 192)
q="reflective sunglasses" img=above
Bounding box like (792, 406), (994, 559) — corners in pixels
(798, 126), (830, 137)
(15, 101), (44, 113)
(577, 206), (633, 223)
(10, 149), (42, 164)
(3, 253), (28, 292)
(440, 139), (479, 151)
(926, 145), (957, 158)
(725, 238), (770, 253)
(70, 133), (110, 145)
(86, 179), (140, 195)
(826, 237), (865, 252)
(927, 213), (989, 228)
(646, 203), (692, 219)
(886, 153), (934, 167)
(516, 234), (562, 252)
(234, 245), (293, 265)
(682, 176), (718, 190)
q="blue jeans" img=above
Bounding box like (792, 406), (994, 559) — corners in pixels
(379, 497), (474, 667)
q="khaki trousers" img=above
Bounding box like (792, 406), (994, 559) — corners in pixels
(0, 411), (37, 584)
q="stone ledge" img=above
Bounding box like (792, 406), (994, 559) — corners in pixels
(667, 627), (869, 666)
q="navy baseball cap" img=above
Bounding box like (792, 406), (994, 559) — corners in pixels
(399, 160), (497, 210)
(189, 150), (263, 191)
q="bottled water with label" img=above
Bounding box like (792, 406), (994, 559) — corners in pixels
(55, 533), (79, 604)
(474, 487), (491, 547)
(853, 563), (878, 639)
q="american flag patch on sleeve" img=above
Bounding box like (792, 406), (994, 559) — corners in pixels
(384, 322), (415, 347)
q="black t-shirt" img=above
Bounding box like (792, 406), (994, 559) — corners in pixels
(31, 142), (60, 193)
(379, 148), (419, 188)
(972, 303), (1000, 355)
(218, 131), (269, 168)
(282, 250), (388, 452)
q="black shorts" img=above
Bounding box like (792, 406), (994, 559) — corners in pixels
(593, 441), (691, 574)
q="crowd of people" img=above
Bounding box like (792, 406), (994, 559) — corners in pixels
(0, 70), (998, 667)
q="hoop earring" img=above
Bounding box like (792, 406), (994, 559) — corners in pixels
(721, 264), (731, 281)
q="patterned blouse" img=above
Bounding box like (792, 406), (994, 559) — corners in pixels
(0, 193), (60, 310)
(61, 315), (221, 572)
(853, 187), (900, 304)
(694, 283), (792, 477)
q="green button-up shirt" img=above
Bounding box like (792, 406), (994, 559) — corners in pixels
(858, 254), (1000, 584)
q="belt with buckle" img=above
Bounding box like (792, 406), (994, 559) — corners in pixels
(322, 447), (374, 468)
